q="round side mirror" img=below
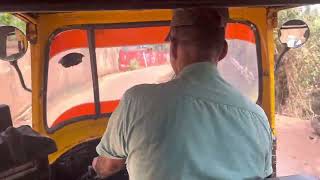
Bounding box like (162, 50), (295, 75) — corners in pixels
(279, 19), (310, 48)
(0, 25), (28, 61)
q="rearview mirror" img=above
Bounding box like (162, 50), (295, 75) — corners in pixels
(0, 26), (28, 61)
(279, 19), (310, 48)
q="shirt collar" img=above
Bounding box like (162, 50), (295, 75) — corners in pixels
(178, 62), (220, 79)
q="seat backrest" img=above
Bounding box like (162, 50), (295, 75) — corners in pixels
(0, 104), (12, 132)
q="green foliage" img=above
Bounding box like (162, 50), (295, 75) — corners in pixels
(0, 13), (26, 33)
(275, 5), (320, 118)
(278, 6), (320, 89)
(128, 59), (141, 71)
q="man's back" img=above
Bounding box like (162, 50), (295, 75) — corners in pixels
(97, 62), (273, 180)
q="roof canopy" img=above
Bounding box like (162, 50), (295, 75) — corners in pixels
(1, 0), (319, 12)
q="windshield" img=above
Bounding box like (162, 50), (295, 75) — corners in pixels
(45, 21), (261, 130)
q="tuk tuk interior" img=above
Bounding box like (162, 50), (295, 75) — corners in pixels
(0, 1), (317, 180)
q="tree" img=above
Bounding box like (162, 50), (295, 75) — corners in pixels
(275, 5), (320, 119)
(0, 13), (26, 33)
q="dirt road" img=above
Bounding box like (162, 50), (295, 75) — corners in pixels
(276, 115), (320, 177)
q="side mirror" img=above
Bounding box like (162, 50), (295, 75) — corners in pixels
(278, 19), (310, 48)
(275, 20), (310, 71)
(0, 26), (28, 62)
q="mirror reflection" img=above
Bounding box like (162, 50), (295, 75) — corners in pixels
(0, 25), (28, 61)
(279, 19), (310, 48)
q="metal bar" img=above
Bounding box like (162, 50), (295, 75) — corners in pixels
(87, 28), (101, 117)
(10, 61), (32, 92)
(251, 22), (264, 106)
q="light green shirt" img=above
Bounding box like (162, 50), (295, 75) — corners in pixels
(97, 62), (273, 180)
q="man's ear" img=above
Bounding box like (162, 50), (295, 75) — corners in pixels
(170, 40), (179, 74)
(217, 40), (228, 62)
(170, 40), (178, 61)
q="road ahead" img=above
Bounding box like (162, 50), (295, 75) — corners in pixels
(46, 64), (173, 126)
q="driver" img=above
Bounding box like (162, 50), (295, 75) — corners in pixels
(92, 7), (273, 180)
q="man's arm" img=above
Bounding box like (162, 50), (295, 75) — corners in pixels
(92, 93), (131, 178)
(92, 156), (125, 178)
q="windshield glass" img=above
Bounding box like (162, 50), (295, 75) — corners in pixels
(45, 22), (260, 130)
(0, 13), (31, 127)
(46, 29), (95, 127)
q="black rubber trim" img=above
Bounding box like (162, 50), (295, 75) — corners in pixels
(43, 20), (263, 133)
(87, 28), (101, 117)
(237, 20), (264, 106)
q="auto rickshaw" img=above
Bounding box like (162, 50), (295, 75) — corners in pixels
(0, 1), (315, 179)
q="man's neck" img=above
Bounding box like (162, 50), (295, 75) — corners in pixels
(177, 60), (216, 75)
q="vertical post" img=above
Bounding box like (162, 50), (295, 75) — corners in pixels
(87, 28), (101, 117)
(267, 9), (278, 177)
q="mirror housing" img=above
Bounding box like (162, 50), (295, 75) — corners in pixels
(0, 25), (28, 62)
(278, 19), (310, 48)
(275, 19), (310, 71)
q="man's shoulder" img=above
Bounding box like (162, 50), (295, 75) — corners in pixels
(219, 83), (267, 120)
(252, 104), (268, 119)
(219, 87), (268, 123)
(125, 84), (156, 97)
(232, 93), (268, 121)
(123, 80), (180, 102)
(235, 96), (270, 130)
(247, 103), (269, 128)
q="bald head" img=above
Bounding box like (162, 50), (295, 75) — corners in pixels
(169, 7), (229, 74)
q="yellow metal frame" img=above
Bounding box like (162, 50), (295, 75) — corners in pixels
(28, 8), (275, 163)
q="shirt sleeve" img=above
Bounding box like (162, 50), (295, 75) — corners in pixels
(264, 131), (274, 177)
(96, 95), (130, 159)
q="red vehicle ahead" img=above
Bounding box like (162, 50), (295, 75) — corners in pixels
(118, 46), (169, 71)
